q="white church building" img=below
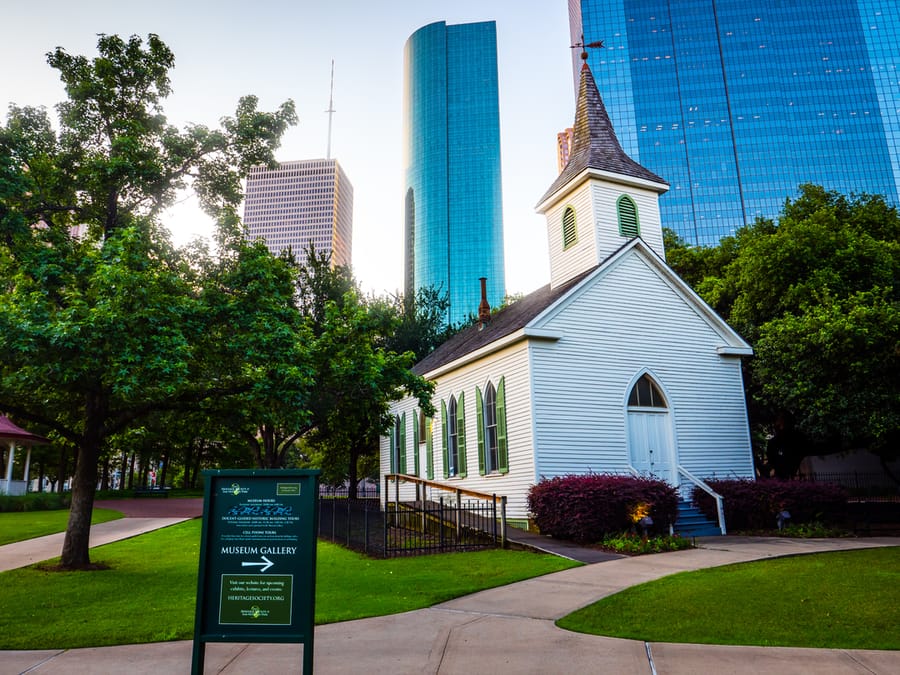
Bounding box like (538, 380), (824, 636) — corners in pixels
(380, 57), (755, 526)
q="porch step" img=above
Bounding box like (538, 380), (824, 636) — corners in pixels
(674, 500), (721, 537)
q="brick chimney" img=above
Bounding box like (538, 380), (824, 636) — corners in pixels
(478, 277), (491, 329)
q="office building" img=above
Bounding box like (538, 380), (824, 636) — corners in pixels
(403, 21), (505, 326)
(570, 0), (900, 245)
(243, 159), (353, 268)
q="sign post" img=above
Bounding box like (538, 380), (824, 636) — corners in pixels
(192, 469), (320, 674)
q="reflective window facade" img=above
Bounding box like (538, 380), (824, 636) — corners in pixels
(572, 0), (900, 246)
(244, 159), (353, 268)
(404, 21), (505, 326)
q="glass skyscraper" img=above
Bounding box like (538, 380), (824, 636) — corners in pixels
(403, 21), (505, 326)
(570, 0), (900, 246)
(243, 159), (353, 269)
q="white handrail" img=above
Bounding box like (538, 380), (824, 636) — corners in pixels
(677, 465), (727, 535)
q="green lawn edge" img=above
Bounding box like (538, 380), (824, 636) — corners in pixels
(557, 546), (900, 650)
(0, 519), (577, 650)
(0, 508), (123, 546)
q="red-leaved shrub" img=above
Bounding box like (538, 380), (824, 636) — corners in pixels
(693, 479), (848, 531)
(528, 473), (678, 543)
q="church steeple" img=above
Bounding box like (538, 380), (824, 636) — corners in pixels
(539, 62), (666, 207)
(537, 59), (669, 289)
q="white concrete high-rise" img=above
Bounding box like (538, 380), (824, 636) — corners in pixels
(243, 159), (353, 268)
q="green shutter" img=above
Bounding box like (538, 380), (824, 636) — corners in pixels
(441, 400), (449, 479)
(618, 196), (639, 237)
(563, 206), (577, 248)
(425, 416), (434, 480)
(399, 412), (406, 475)
(497, 377), (509, 474)
(457, 392), (467, 478)
(412, 411), (420, 476)
(476, 386), (486, 475)
(389, 424), (396, 474)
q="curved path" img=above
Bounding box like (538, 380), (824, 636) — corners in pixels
(0, 502), (897, 674)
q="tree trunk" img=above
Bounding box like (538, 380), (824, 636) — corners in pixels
(347, 447), (360, 499)
(60, 393), (106, 569)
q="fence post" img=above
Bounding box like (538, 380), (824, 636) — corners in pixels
(500, 496), (507, 548)
(455, 489), (462, 544)
(491, 494), (497, 543)
(345, 496), (351, 548)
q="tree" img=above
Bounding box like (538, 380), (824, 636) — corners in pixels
(0, 34), (296, 569)
(294, 248), (434, 495)
(665, 185), (900, 477)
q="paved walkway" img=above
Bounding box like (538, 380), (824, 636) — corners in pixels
(1, 500), (898, 674)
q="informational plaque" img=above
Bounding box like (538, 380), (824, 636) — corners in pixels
(192, 469), (319, 674)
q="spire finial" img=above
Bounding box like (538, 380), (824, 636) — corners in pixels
(570, 34), (604, 62)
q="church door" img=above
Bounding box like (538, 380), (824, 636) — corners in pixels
(627, 375), (677, 485)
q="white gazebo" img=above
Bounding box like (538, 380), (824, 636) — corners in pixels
(0, 416), (50, 496)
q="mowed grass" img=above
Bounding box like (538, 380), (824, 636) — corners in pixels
(558, 546), (900, 650)
(0, 519), (577, 649)
(0, 508), (122, 546)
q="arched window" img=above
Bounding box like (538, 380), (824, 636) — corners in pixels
(628, 374), (667, 408)
(442, 394), (467, 478)
(617, 195), (639, 237)
(562, 206), (578, 249)
(476, 378), (509, 475)
(447, 396), (459, 476)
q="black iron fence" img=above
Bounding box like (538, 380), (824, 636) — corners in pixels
(384, 496), (501, 556)
(318, 495), (385, 556)
(795, 471), (899, 496)
(317, 476), (507, 558)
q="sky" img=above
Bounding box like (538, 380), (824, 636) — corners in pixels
(1, 1), (578, 297)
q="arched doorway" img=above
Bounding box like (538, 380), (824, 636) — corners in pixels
(626, 374), (676, 485)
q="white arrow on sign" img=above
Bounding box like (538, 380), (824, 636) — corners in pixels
(241, 555), (274, 572)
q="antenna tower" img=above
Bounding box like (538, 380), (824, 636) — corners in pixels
(325, 60), (336, 159)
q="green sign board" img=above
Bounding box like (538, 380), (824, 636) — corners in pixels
(192, 470), (320, 674)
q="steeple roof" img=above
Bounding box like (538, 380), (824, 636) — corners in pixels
(538, 62), (666, 208)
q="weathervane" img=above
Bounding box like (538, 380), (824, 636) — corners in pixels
(571, 34), (604, 61)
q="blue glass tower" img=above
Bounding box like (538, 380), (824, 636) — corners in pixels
(571, 0), (900, 246)
(403, 21), (505, 326)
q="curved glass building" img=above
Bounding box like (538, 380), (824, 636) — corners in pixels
(403, 21), (505, 326)
(571, 0), (900, 246)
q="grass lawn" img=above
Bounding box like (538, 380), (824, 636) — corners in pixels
(0, 508), (122, 546)
(557, 546), (900, 650)
(0, 519), (577, 650)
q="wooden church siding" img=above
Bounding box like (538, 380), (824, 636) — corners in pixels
(383, 342), (539, 521)
(547, 184), (596, 289)
(589, 183), (665, 261)
(529, 251), (753, 484)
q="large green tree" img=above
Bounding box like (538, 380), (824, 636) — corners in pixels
(666, 185), (899, 478)
(0, 34), (296, 569)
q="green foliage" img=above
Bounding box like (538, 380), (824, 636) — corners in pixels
(558, 547), (900, 650)
(0, 491), (70, 513)
(0, 508), (120, 545)
(0, 520), (577, 649)
(0, 33), (296, 568)
(598, 532), (693, 555)
(665, 185), (900, 474)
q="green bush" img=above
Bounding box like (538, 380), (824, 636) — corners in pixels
(0, 492), (70, 513)
(600, 532), (694, 555)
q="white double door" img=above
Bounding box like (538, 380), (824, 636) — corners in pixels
(627, 410), (676, 486)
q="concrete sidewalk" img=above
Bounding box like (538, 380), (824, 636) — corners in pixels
(1, 521), (898, 674)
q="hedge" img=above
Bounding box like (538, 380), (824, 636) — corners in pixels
(693, 479), (848, 531)
(528, 473), (678, 543)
